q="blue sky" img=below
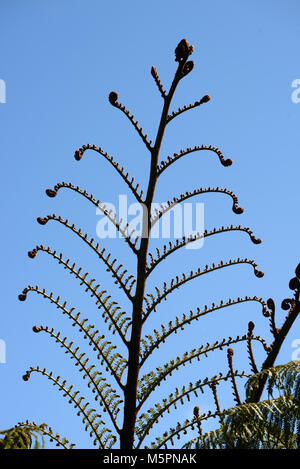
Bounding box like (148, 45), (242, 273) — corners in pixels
(1, 0), (299, 449)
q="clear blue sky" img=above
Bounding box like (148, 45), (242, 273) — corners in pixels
(1, 0), (299, 449)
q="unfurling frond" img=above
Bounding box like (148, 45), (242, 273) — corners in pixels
(135, 370), (249, 447)
(74, 144), (144, 202)
(150, 186), (244, 228)
(157, 144), (232, 176)
(27, 244), (131, 342)
(18, 285), (127, 389)
(45, 181), (139, 253)
(184, 362), (300, 449)
(151, 66), (167, 99)
(109, 91), (153, 151)
(166, 95), (210, 125)
(19, 38), (280, 450)
(144, 258), (264, 317)
(15, 421), (75, 449)
(22, 367), (117, 448)
(140, 296), (268, 364)
(137, 334), (269, 408)
(35, 214), (135, 300)
(33, 325), (122, 432)
(146, 225), (262, 275)
(146, 409), (222, 449)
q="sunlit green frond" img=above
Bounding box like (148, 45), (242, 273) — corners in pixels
(18, 285), (127, 389)
(16, 421), (75, 449)
(140, 296), (268, 365)
(28, 245), (131, 342)
(34, 325), (122, 432)
(22, 367), (117, 448)
(135, 370), (249, 447)
(137, 335), (269, 407)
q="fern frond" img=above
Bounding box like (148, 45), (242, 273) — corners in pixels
(35, 214), (135, 300)
(18, 285), (127, 389)
(135, 370), (249, 447)
(74, 144), (144, 202)
(140, 296), (268, 364)
(22, 367), (116, 448)
(184, 394), (299, 449)
(157, 144), (232, 176)
(45, 181), (139, 253)
(108, 92), (153, 151)
(16, 421), (75, 449)
(146, 225), (262, 276)
(151, 66), (167, 99)
(27, 245), (130, 342)
(246, 361), (300, 401)
(144, 258), (264, 317)
(184, 362), (300, 449)
(146, 409), (221, 449)
(33, 325), (122, 433)
(150, 186), (244, 228)
(137, 334), (269, 408)
(166, 95), (211, 125)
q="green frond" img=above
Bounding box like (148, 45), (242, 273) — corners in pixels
(184, 362), (300, 449)
(74, 143), (144, 202)
(246, 360), (300, 402)
(16, 421), (75, 449)
(27, 245), (130, 342)
(144, 258), (264, 317)
(22, 367), (117, 448)
(146, 409), (221, 449)
(35, 214), (135, 300)
(135, 370), (249, 448)
(146, 225), (261, 275)
(137, 334), (268, 407)
(18, 285), (127, 389)
(34, 325), (122, 433)
(140, 296), (268, 364)
(109, 91), (153, 151)
(185, 394), (299, 449)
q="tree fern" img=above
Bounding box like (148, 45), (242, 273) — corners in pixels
(17, 38), (300, 449)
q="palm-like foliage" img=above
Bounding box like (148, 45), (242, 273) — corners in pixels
(17, 38), (300, 449)
(183, 361), (300, 449)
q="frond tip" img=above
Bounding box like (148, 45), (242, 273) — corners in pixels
(108, 91), (153, 151)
